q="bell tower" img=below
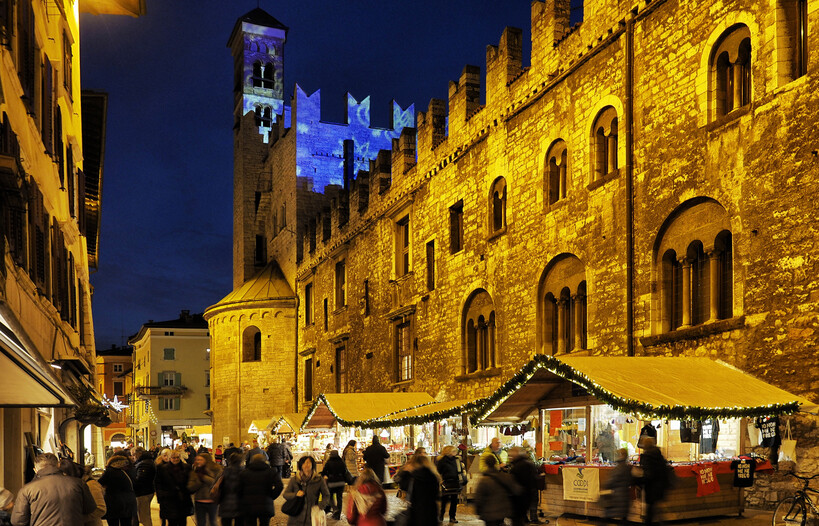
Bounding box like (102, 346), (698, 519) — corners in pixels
(227, 8), (288, 136)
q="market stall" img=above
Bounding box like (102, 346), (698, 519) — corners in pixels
(472, 355), (817, 521)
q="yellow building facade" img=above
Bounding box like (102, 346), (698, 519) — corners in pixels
(0, 0), (143, 491)
(129, 311), (211, 448)
(94, 346), (134, 452)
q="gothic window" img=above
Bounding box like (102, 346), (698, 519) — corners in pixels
(711, 25), (751, 118)
(539, 255), (587, 355)
(654, 199), (734, 333)
(489, 177), (507, 233)
(262, 62), (275, 89)
(463, 289), (497, 373)
(546, 140), (568, 205)
(242, 326), (262, 362)
(252, 60), (262, 88)
(776, 0), (808, 84)
(592, 107), (618, 181)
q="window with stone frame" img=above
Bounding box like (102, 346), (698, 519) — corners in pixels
(304, 357), (314, 401)
(335, 259), (346, 309)
(395, 214), (410, 277)
(304, 282), (314, 325)
(449, 200), (464, 253)
(252, 60), (263, 88)
(489, 177), (507, 234)
(242, 325), (262, 362)
(776, 0), (808, 85)
(546, 140), (568, 205)
(592, 107), (618, 181)
(262, 61), (275, 89)
(539, 255), (587, 355)
(654, 199), (734, 334)
(394, 317), (413, 382)
(426, 240), (435, 291)
(335, 344), (346, 393)
(711, 24), (751, 118)
(463, 289), (497, 374)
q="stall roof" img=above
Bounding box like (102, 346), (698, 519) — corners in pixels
(271, 413), (306, 434)
(366, 399), (484, 428)
(302, 393), (435, 430)
(474, 355), (818, 423)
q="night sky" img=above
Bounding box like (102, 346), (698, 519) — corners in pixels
(81, 1), (545, 348)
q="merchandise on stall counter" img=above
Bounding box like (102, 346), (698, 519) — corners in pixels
(729, 457), (757, 488)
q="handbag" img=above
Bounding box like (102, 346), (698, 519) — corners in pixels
(311, 505), (326, 526)
(209, 473), (223, 501)
(778, 419), (797, 463)
(281, 493), (305, 516)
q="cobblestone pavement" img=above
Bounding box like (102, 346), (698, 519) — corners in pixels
(149, 488), (774, 526)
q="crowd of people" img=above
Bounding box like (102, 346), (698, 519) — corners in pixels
(0, 434), (672, 526)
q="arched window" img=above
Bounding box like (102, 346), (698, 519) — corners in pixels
(711, 25), (751, 117)
(262, 62), (275, 89)
(539, 255), (587, 355)
(463, 289), (497, 373)
(489, 177), (507, 233)
(546, 140), (568, 205)
(252, 61), (263, 88)
(242, 326), (262, 362)
(654, 199), (735, 333)
(261, 107), (272, 128)
(592, 107), (618, 180)
(254, 106), (262, 127)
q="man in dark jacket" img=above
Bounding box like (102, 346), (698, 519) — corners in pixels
(245, 441), (267, 467)
(265, 438), (286, 476)
(238, 454), (284, 525)
(131, 446), (156, 526)
(223, 443), (242, 461)
(639, 437), (669, 526)
(12, 453), (96, 526)
(508, 447), (541, 526)
(363, 436), (390, 483)
(475, 454), (521, 526)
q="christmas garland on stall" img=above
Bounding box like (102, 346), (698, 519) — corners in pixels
(469, 354), (801, 424)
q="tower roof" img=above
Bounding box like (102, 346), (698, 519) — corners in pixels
(238, 7), (288, 30)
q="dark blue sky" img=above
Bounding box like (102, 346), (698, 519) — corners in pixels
(82, 1), (542, 348)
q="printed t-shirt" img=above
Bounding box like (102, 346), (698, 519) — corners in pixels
(699, 419), (720, 454)
(730, 458), (757, 488)
(692, 464), (720, 497)
(756, 417), (780, 448)
(680, 421), (701, 443)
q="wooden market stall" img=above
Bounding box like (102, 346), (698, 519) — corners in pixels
(471, 355), (817, 521)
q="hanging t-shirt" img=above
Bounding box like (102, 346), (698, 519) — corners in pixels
(680, 421), (701, 443)
(756, 417), (781, 448)
(730, 458), (757, 488)
(692, 464), (720, 497)
(699, 419), (720, 454)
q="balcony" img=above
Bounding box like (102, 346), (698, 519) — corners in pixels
(135, 385), (187, 398)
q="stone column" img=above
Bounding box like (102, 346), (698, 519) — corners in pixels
(572, 293), (584, 350)
(556, 299), (567, 354)
(607, 134), (617, 173)
(732, 63), (744, 110)
(679, 256), (691, 327)
(559, 160), (567, 199)
(707, 249), (721, 321)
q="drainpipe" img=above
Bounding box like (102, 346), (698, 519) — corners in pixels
(625, 16), (636, 356)
(294, 294), (300, 412)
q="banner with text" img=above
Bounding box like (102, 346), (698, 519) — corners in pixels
(562, 467), (600, 502)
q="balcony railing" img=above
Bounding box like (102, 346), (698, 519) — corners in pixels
(135, 385), (187, 398)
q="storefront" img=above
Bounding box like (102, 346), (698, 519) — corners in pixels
(471, 355), (817, 521)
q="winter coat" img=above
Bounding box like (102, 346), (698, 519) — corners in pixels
(217, 463), (243, 518)
(436, 455), (464, 491)
(98, 458), (137, 519)
(475, 469), (521, 522)
(362, 442), (389, 481)
(187, 463), (223, 502)
(266, 443), (286, 467)
(282, 472), (330, 526)
(509, 456), (539, 513)
(639, 447), (669, 503)
(245, 447), (267, 466)
(343, 446), (359, 475)
(345, 481), (387, 526)
(602, 459), (633, 519)
(394, 466), (439, 526)
(155, 461), (193, 519)
(133, 453), (156, 497)
(11, 465), (97, 526)
(238, 459), (284, 517)
(82, 477), (106, 526)
(320, 454), (348, 488)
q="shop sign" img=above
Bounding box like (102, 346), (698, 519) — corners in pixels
(562, 467), (600, 502)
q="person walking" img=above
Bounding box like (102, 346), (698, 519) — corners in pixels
(479, 438), (508, 472)
(187, 453), (223, 526)
(282, 442), (294, 478)
(638, 437), (669, 526)
(58, 460), (106, 526)
(345, 467), (386, 526)
(320, 450), (347, 520)
(282, 456), (329, 526)
(342, 440), (358, 482)
(98, 455), (138, 526)
(11, 453), (97, 526)
(238, 453), (284, 526)
(131, 446), (156, 526)
(394, 451), (440, 526)
(601, 448), (633, 525)
(244, 441), (267, 467)
(436, 446), (465, 524)
(508, 447), (540, 526)
(155, 450), (193, 526)
(475, 454), (521, 526)
(214, 445), (224, 466)
(217, 453), (244, 526)
(265, 438), (286, 477)
(362, 437), (389, 484)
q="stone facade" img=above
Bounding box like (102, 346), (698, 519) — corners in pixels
(219, 0), (819, 504)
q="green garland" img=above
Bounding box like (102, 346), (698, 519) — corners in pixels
(469, 355), (801, 424)
(68, 383), (111, 426)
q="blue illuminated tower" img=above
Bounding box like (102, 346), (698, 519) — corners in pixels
(227, 8), (288, 134)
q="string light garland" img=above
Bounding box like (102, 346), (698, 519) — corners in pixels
(469, 355), (802, 424)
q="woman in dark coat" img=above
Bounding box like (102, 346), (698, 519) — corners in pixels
(238, 453), (284, 526)
(394, 452), (440, 526)
(282, 456), (330, 526)
(638, 437), (669, 526)
(320, 450), (347, 520)
(155, 450), (193, 526)
(436, 446), (464, 523)
(97, 455), (137, 526)
(217, 453), (244, 526)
